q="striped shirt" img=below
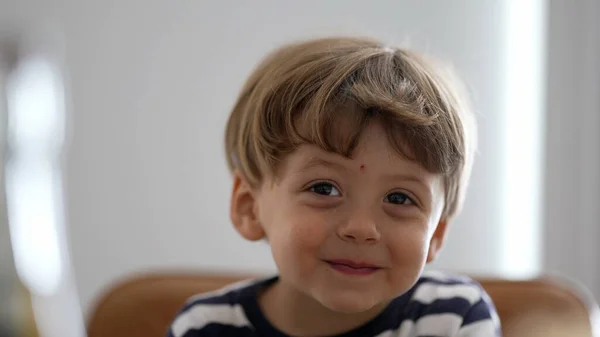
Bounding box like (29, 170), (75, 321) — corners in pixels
(167, 271), (501, 337)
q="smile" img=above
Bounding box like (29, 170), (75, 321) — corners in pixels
(324, 259), (382, 276)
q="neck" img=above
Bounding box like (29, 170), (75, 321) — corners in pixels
(258, 279), (388, 336)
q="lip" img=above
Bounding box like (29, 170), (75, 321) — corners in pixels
(324, 259), (382, 276)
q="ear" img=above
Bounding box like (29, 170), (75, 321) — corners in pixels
(230, 171), (265, 241)
(426, 219), (449, 263)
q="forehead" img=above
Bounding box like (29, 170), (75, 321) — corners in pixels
(285, 120), (434, 180)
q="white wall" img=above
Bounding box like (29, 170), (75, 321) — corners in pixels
(2, 0), (519, 315)
(544, 0), (600, 300)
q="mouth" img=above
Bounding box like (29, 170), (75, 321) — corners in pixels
(324, 259), (382, 276)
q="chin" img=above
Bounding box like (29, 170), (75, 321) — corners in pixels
(315, 291), (382, 314)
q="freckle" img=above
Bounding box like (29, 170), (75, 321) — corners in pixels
(359, 164), (365, 173)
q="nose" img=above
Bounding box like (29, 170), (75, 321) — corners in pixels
(336, 209), (381, 244)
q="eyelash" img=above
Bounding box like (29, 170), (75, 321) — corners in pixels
(384, 192), (415, 205)
(308, 181), (341, 197)
(307, 182), (416, 206)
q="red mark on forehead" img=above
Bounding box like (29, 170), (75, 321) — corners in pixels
(359, 164), (365, 173)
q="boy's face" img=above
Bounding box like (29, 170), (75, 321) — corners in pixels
(231, 120), (448, 314)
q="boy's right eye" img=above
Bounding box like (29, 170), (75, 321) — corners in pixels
(309, 182), (341, 197)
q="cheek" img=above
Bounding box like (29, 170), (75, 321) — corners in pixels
(386, 224), (430, 269)
(267, 205), (331, 265)
(284, 209), (329, 249)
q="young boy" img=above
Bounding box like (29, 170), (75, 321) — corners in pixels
(167, 37), (500, 337)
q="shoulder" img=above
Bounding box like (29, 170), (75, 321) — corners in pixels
(401, 270), (501, 336)
(166, 277), (268, 337)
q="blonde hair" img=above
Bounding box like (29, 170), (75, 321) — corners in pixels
(225, 37), (476, 220)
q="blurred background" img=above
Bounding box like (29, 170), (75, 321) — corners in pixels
(1, 0), (598, 336)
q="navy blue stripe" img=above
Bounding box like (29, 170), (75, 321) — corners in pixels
(185, 292), (237, 306)
(181, 323), (256, 337)
(178, 278), (277, 314)
(418, 275), (477, 286)
(461, 298), (493, 326)
(175, 291), (237, 317)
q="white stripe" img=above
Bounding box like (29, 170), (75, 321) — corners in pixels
(421, 269), (454, 281)
(171, 304), (251, 337)
(421, 269), (471, 283)
(376, 313), (463, 336)
(414, 314), (463, 335)
(457, 319), (497, 336)
(412, 283), (482, 305)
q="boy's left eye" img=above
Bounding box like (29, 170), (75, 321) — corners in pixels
(309, 182), (341, 197)
(384, 192), (414, 205)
